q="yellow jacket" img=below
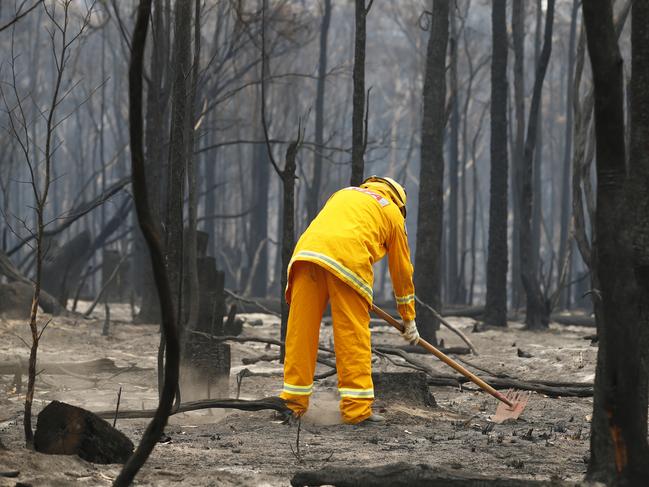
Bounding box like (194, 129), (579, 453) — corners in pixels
(286, 182), (416, 321)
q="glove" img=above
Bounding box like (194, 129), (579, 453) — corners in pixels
(401, 320), (420, 345)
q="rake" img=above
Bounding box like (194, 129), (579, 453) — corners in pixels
(372, 304), (529, 422)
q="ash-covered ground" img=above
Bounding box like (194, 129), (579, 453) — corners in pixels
(1, 304), (598, 486)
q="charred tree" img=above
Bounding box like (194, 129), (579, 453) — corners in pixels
(136, 0), (170, 324)
(510, 0), (525, 312)
(164, 0), (192, 324)
(350, 0), (373, 186)
(115, 0), (180, 483)
(307, 0), (332, 222)
(483, 0), (508, 327)
(583, 0), (649, 483)
(447, 5), (461, 304)
(557, 0), (579, 309)
(414, 0), (449, 345)
(519, 0), (555, 330)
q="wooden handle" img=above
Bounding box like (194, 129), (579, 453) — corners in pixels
(371, 304), (514, 408)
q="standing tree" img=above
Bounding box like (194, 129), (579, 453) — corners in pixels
(115, 0), (180, 483)
(510, 0), (525, 312)
(583, 0), (649, 483)
(519, 0), (555, 330)
(447, 3), (460, 304)
(307, 0), (332, 222)
(350, 0), (373, 186)
(483, 0), (508, 327)
(165, 0), (192, 330)
(414, 0), (449, 345)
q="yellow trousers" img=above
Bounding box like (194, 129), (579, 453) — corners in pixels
(280, 261), (374, 424)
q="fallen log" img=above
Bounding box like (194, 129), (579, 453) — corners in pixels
(0, 358), (146, 376)
(291, 462), (579, 487)
(35, 401), (133, 464)
(551, 312), (595, 327)
(375, 347), (593, 397)
(95, 396), (290, 419)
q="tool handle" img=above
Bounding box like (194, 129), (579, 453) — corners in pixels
(371, 304), (514, 408)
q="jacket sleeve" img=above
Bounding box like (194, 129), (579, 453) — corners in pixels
(386, 211), (416, 321)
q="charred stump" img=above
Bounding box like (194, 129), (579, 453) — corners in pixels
(372, 372), (436, 408)
(34, 401), (133, 464)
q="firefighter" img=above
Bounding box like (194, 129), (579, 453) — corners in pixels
(280, 176), (419, 424)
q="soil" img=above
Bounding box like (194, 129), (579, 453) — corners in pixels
(0, 303), (600, 486)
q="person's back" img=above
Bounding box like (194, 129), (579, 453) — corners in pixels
(280, 177), (419, 424)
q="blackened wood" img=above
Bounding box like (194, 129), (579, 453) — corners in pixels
(582, 0), (649, 483)
(350, 0), (370, 186)
(484, 0), (509, 327)
(291, 463), (579, 487)
(308, 0), (332, 221)
(115, 0), (180, 483)
(34, 401), (133, 464)
(414, 1), (449, 345)
(0, 358), (144, 376)
(97, 396), (290, 420)
(519, 0), (555, 329)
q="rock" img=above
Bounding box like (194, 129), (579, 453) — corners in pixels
(34, 401), (133, 464)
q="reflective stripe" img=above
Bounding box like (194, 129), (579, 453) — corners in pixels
(283, 382), (313, 396)
(344, 187), (390, 207)
(292, 251), (373, 301)
(339, 387), (375, 399)
(395, 294), (415, 305)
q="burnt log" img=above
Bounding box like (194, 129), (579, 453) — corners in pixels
(34, 401), (133, 464)
(96, 396), (289, 419)
(291, 463), (578, 486)
(0, 358), (145, 376)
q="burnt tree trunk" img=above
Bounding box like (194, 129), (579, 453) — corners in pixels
(307, 0), (332, 222)
(165, 0), (192, 327)
(584, 0), (649, 483)
(483, 0), (508, 327)
(447, 7), (460, 304)
(510, 0), (525, 312)
(557, 0), (579, 309)
(136, 0), (168, 324)
(350, 0), (372, 186)
(519, 0), (555, 330)
(115, 0), (180, 483)
(414, 0), (449, 345)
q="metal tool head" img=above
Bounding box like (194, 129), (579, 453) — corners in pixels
(492, 390), (530, 423)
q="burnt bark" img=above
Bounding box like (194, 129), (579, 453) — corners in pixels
(350, 0), (373, 186)
(307, 0), (332, 222)
(34, 401), (133, 464)
(136, 0), (168, 324)
(164, 0), (192, 322)
(115, 0), (180, 483)
(557, 0), (579, 309)
(414, 1), (449, 345)
(483, 0), (508, 327)
(447, 7), (461, 304)
(584, 0), (649, 483)
(510, 0), (525, 311)
(292, 463), (573, 487)
(519, 0), (555, 330)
